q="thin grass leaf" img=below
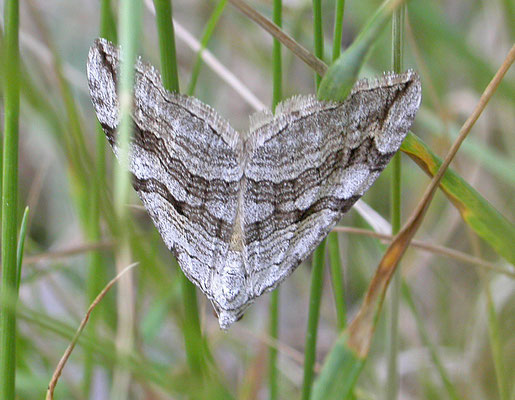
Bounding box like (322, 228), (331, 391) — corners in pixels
(501, 0), (515, 39)
(15, 207), (30, 293)
(311, 332), (365, 400)
(483, 277), (509, 400)
(84, 2), (117, 395)
(331, 0), (346, 61)
(100, 0), (118, 43)
(301, 2), (325, 398)
(312, 0), (323, 87)
(268, 289), (280, 399)
(318, 0), (404, 101)
(228, 0), (327, 76)
(401, 132), (515, 265)
(327, 0), (347, 336)
(153, 0), (209, 377)
(269, 0), (282, 398)
(301, 240), (326, 400)
(187, 0), (227, 95)
(153, 0), (180, 92)
(328, 232), (346, 331)
(385, 5), (404, 400)
(0, 0), (20, 398)
(111, 1), (143, 399)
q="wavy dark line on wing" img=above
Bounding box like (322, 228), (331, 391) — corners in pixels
(133, 176), (233, 243)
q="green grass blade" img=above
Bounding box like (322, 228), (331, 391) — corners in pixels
(100, 0), (118, 43)
(301, 2), (325, 398)
(311, 333), (366, 400)
(484, 279), (509, 400)
(179, 272), (205, 375)
(84, 1), (117, 395)
(301, 240), (326, 400)
(268, 290), (279, 399)
(153, 0), (180, 92)
(312, 0), (324, 87)
(153, 0), (209, 377)
(386, 5), (404, 400)
(187, 0), (227, 95)
(271, 0), (283, 111)
(269, 0), (283, 398)
(401, 132), (515, 265)
(112, 1), (142, 398)
(331, 0), (346, 61)
(318, 0), (399, 102)
(501, 0), (515, 39)
(328, 0), (347, 335)
(328, 232), (346, 331)
(115, 0), (142, 219)
(0, 0), (20, 398)
(15, 206), (29, 294)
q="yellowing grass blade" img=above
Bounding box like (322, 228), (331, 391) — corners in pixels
(401, 132), (515, 265)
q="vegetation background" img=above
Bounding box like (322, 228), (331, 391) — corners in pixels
(0, 0), (513, 399)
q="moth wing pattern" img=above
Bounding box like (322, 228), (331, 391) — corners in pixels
(87, 38), (245, 306)
(242, 72), (421, 298)
(87, 38), (422, 329)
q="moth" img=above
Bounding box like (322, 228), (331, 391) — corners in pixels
(87, 38), (421, 329)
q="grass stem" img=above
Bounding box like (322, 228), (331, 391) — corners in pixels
(187, 0), (227, 95)
(328, 233), (346, 330)
(84, 1), (117, 395)
(0, 1), (20, 398)
(301, 241), (326, 400)
(386, 5), (404, 400)
(328, 0), (347, 333)
(331, 0), (345, 61)
(153, 0), (207, 376)
(111, 0), (142, 398)
(312, 0), (324, 87)
(301, 2), (325, 398)
(153, 0), (180, 92)
(269, 1), (283, 397)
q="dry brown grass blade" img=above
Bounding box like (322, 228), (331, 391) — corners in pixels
(228, 0), (328, 76)
(45, 262), (138, 400)
(22, 241), (114, 265)
(346, 44), (515, 358)
(332, 227), (514, 278)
